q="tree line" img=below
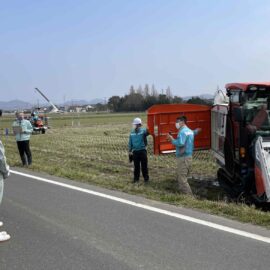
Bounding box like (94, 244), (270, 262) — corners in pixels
(107, 84), (212, 112)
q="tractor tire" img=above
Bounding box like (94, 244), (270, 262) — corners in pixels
(217, 168), (242, 200)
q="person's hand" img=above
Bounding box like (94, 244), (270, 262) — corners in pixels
(128, 152), (133, 163)
(3, 166), (10, 179)
(167, 133), (173, 141)
(196, 128), (202, 133)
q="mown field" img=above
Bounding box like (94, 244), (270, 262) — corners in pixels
(1, 112), (270, 228)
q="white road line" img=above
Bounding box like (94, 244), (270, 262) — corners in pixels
(10, 169), (270, 244)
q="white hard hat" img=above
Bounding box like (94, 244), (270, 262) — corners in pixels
(132, 117), (142, 125)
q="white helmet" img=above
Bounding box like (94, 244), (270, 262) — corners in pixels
(132, 117), (142, 125)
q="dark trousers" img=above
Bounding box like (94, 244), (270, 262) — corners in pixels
(17, 140), (32, 165)
(133, 150), (149, 182)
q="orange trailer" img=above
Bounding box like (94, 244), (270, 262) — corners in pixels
(147, 104), (211, 155)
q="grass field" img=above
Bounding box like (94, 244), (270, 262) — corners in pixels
(1, 112), (270, 228)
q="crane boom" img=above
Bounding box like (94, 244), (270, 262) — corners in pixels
(35, 88), (60, 113)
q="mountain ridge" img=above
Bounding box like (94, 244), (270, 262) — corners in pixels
(0, 98), (104, 110)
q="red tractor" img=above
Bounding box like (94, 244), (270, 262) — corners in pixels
(212, 82), (270, 205)
(30, 110), (48, 134)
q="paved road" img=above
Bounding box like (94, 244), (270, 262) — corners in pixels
(0, 170), (270, 270)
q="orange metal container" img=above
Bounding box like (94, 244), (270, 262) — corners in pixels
(147, 104), (211, 155)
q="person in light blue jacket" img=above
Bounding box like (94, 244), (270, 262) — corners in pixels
(12, 112), (33, 166)
(167, 116), (201, 195)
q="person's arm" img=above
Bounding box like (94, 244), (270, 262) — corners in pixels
(193, 128), (202, 136)
(12, 121), (17, 135)
(171, 132), (186, 147)
(0, 142), (10, 179)
(128, 134), (133, 153)
(142, 128), (149, 147)
(24, 120), (33, 134)
(167, 131), (186, 148)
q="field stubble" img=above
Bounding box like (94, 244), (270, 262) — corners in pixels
(1, 113), (270, 228)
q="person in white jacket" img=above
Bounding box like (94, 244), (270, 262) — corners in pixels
(12, 112), (33, 166)
(0, 130), (11, 241)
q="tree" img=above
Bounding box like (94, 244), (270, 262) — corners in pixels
(129, 85), (135, 95)
(143, 84), (150, 97)
(166, 86), (173, 101)
(144, 95), (158, 110)
(151, 84), (158, 97)
(107, 83), (184, 111)
(172, 96), (183, 104)
(108, 96), (122, 112)
(186, 96), (209, 105)
(95, 103), (108, 111)
(137, 85), (143, 95)
(123, 93), (144, 111)
(158, 94), (170, 104)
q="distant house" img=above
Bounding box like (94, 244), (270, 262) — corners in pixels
(67, 104), (94, 113)
(83, 105), (94, 112)
(59, 106), (66, 112)
(67, 105), (82, 113)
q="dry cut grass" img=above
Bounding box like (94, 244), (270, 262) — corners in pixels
(1, 112), (270, 228)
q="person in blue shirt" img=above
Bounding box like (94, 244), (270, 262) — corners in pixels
(12, 112), (33, 166)
(128, 118), (150, 183)
(167, 116), (201, 195)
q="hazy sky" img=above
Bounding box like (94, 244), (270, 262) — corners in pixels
(1, 0), (270, 103)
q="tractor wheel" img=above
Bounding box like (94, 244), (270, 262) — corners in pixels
(217, 168), (241, 200)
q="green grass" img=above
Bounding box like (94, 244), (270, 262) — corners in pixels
(1, 112), (270, 228)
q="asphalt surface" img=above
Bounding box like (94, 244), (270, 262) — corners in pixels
(0, 170), (270, 270)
